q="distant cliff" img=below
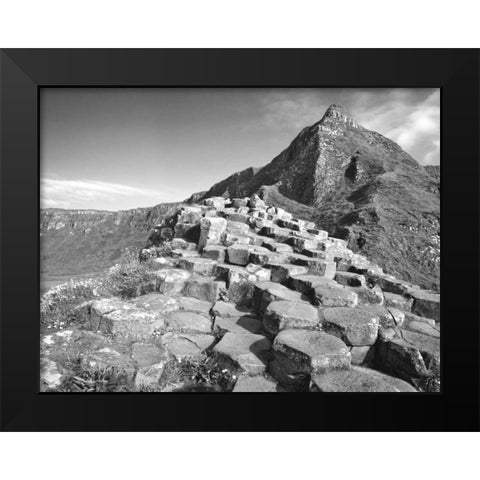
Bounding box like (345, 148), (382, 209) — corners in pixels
(40, 203), (180, 279)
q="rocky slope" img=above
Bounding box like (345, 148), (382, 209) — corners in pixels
(195, 105), (440, 291)
(41, 196), (440, 393)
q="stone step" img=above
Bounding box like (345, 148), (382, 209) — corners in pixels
(320, 307), (379, 346)
(232, 375), (278, 392)
(213, 331), (272, 375)
(182, 275), (226, 303)
(269, 329), (351, 391)
(262, 300), (320, 336)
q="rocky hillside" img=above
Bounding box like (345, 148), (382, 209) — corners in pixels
(40, 196), (440, 393)
(195, 105), (440, 291)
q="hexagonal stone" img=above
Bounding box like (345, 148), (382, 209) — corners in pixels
(165, 311), (212, 333)
(133, 293), (180, 314)
(263, 300), (320, 336)
(367, 272), (415, 295)
(376, 328), (440, 382)
(289, 274), (337, 295)
(212, 301), (253, 318)
(226, 244), (251, 265)
(176, 296), (212, 314)
(347, 285), (384, 306)
(334, 272), (366, 287)
(384, 292), (413, 311)
(161, 332), (215, 360)
(232, 375), (278, 392)
(182, 275), (226, 302)
(155, 268), (191, 295)
(202, 245), (227, 262)
(231, 198), (249, 208)
(311, 366), (417, 392)
(214, 314), (263, 335)
(265, 263), (309, 284)
(214, 332), (272, 375)
(403, 311), (436, 326)
(321, 307), (379, 346)
(288, 236), (320, 253)
(131, 342), (167, 367)
(178, 257), (218, 276)
(313, 285), (358, 308)
(270, 330), (350, 389)
(403, 320), (440, 338)
(301, 249), (331, 260)
(226, 220), (250, 236)
(255, 282), (310, 314)
(359, 305), (404, 328)
(292, 257), (336, 278)
(249, 246), (286, 266)
(99, 307), (166, 340)
(410, 290), (440, 321)
(198, 216), (227, 250)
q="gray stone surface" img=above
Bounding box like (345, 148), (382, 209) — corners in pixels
(313, 285), (358, 308)
(263, 300), (319, 335)
(214, 332), (272, 375)
(311, 366), (417, 392)
(321, 307), (379, 346)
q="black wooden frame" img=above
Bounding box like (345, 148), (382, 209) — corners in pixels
(1, 49), (479, 431)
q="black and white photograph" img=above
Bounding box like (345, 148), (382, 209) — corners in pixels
(39, 87), (441, 393)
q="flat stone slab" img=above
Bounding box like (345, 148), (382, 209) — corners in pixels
(313, 285), (358, 308)
(98, 307), (166, 340)
(178, 257), (218, 276)
(347, 285), (384, 306)
(182, 275), (226, 302)
(334, 271), (366, 287)
(384, 292), (413, 311)
(263, 300), (319, 336)
(311, 366), (417, 392)
(165, 311), (212, 333)
(202, 244), (227, 262)
(289, 274), (337, 295)
(133, 293), (180, 314)
(265, 263), (309, 284)
(214, 332), (272, 375)
(155, 269), (191, 295)
(410, 289), (440, 321)
(161, 332), (215, 360)
(292, 257), (336, 278)
(403, 320), (440, 338)
(377, 328), (440, 381)
(226, 244), (251, 265)
(254, 281), (310, 314)
(232, 375), (278, 392)
(176, 296), (212, 314)
(321, 307), (379, 346)
(212, 301), (253, 318)
(272, 329), (351, 373)
(131, 342), (167, 367)
(214, 314), (264, 335)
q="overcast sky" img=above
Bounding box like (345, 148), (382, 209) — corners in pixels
(41, 88), (440, 211)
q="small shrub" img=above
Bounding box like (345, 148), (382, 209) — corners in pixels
(41, 278), (99, 329)
(101, 250), (157, 299)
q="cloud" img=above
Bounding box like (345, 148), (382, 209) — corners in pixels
(259, 88), (440, 165)
(40, 178), (180, 210)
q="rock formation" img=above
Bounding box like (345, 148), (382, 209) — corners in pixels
(41, 195), (440, 393)
(195, 105), (440, 291)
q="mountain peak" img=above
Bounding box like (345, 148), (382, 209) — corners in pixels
(319, 104), (358, 128)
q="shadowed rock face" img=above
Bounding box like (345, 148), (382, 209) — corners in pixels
(196, 105), (440, 291)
